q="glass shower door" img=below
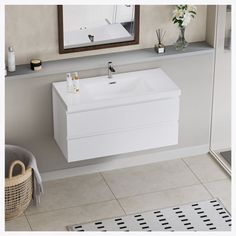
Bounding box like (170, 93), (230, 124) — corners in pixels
(210, 5), (231, 175)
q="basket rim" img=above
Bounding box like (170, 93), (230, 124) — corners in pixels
(5, 168), (32, 187)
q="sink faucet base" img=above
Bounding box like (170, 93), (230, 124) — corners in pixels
(108, 61), (116, 78)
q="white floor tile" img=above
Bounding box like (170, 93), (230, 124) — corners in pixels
(204, 179), (231, 213)
(25, 173), (114, 215)
(183, 154), (228, 183)
(102, 159), (200, 198)
(5, 215), (31, 231)
(118, 184), (212, 215)
(6, 154), (231, 231)
(27, 200), (125, 231)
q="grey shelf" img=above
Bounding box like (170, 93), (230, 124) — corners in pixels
(6, 41), (214, 80)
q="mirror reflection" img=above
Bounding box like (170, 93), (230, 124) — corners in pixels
(62, 5), (136, 49)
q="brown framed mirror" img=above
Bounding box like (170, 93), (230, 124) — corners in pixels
(58, 5), (140, 54)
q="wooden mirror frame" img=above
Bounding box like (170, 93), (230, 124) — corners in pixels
(57, 5), (140, 54)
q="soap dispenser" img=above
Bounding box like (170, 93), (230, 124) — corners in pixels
(7, 46), (16, 72)
(66, 73), (73, 92)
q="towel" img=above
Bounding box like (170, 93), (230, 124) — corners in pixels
(5, 144), (44, 205)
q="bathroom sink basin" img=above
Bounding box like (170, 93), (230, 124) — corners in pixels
(84, 77), (150, 100)
(83, 68), (180, 101)
(52, 68), (181, 112)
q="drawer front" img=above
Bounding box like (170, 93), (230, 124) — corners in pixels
(67, 98), (179, 138)
(67, 122), (178, 162)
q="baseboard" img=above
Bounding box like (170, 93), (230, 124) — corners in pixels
(41, 144), (209, 182)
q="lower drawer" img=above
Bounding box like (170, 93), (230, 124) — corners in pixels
(66, 122), (178, 162)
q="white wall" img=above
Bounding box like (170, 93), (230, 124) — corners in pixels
(5, 5), (207, 65)
(63, 5), (114, 31)
(115, 5), (134, 23)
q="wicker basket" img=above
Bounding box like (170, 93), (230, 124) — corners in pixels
(5, 160), (33, 221)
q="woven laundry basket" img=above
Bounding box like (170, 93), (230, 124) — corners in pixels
(5, 160), (33, 221)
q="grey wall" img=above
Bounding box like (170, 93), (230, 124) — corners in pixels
(211, 6), (231, 150)
(5, 5), (214, 173)
(5, 53), (214, 173)
(5, 5), (207, 65)
(206, 6), (216, 47)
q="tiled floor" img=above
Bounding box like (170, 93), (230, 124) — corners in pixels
(5, 153), (231, 231)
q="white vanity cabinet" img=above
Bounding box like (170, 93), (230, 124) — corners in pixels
(52, 68), (181, 162)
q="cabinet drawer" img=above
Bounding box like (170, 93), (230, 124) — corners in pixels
(66, 122), (178, 162)
(67, 98), (179, 138)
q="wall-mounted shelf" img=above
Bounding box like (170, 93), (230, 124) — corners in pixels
(6, 41), (214, 80)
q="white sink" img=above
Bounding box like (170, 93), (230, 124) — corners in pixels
(84, 77), (151, 100)
(83, 68), (180, 101)
(53, 68), (181, 112)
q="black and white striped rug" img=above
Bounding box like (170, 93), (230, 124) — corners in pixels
(67, 199), (231, 231)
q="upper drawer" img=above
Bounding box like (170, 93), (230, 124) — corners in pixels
(67, 98), (179, 138)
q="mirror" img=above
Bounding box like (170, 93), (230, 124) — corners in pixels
(58, 5), (140, 54)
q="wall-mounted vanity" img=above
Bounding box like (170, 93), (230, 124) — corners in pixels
(52, 68), (181, 162)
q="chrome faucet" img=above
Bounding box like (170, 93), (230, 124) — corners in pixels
(88, 34), (94, 42)
(108, 62), (116, 78)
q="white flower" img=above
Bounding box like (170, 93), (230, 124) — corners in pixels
(187, 5), (197, 14)
(172, 5), (197, 28)
(173, 8), (184, 19)
(182, 12), (191, 26)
